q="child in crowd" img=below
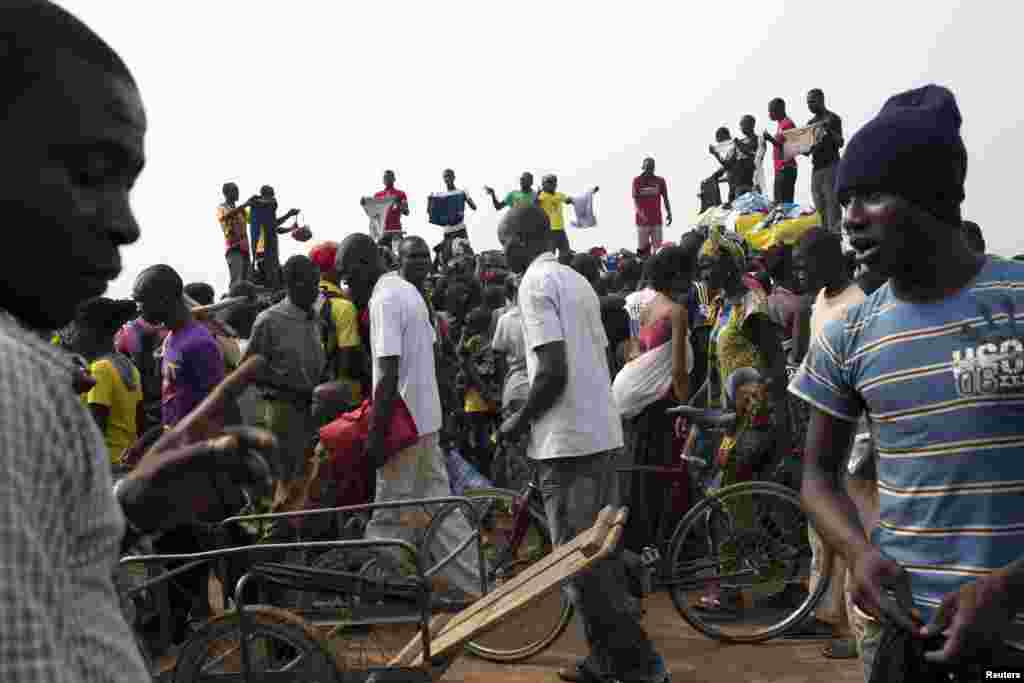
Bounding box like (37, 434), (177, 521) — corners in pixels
(455, 305), (502, 479)
(73, 297), (143, 473)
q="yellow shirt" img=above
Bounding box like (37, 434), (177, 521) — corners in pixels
(321, 280), (364, 403)
(464, 388), (496, 414)
(81, 357), (142, 465)
(538, 191), (568, 231)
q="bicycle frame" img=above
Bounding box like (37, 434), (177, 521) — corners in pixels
(220, 496), (488, 595)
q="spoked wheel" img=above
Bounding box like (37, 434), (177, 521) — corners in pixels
(666, 481), (826, 643)
(172, 606), (339, 683)
(425, 488), (574, 663)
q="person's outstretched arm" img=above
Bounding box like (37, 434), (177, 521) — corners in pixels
(484, 186), (506, 211)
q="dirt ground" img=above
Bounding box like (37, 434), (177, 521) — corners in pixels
(444, 593), (864, 683)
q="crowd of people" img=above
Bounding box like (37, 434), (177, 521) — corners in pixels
(3, 3), (1024, 683)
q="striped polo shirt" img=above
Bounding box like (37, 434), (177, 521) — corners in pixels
(790, 256), (1024, 621)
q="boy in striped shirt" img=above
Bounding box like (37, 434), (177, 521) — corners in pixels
(790, 85), (1024, 678)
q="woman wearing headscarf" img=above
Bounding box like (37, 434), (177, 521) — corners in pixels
(693, 225), (793, 613)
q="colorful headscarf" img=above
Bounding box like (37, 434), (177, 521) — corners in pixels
(699, 224), (746, 274)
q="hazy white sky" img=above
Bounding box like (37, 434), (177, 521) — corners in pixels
(63, 1), (1022, 299)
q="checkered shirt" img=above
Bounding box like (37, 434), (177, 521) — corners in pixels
(0, 313), (148, 681)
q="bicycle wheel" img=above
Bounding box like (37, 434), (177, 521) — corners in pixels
(173, 605), (339, 683)
(423, 487), (574, 663)
(666, 481), (826, 643)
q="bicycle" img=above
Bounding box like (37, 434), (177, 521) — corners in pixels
(450, 384), (827, 660)
(658, 402), (827, 643)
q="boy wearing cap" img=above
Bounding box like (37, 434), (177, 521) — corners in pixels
(790, 85), (1024, 678)
(537, 174), (599, 265)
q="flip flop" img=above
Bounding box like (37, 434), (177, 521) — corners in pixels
(558, 658), (603, 683)
(692, 595), (739, 615)
(823, 638), (858, 659)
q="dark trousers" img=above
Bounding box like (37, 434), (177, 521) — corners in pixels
(811, 163), (842, 232)
(260, 232), (282, 290)
(774, 165), (797, 204)
(536, 451), (661, 681)
(226, 247), (251, 289)
(550, 229), (572, 265)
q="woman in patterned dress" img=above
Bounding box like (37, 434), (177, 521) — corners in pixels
(693, 225), (793, 614)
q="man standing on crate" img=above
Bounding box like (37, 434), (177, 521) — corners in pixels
(633, 157), (672, 258)
(363, 169), (409, 255)
(805, 89), (845, 233)
(499, 206), (670, 683)
(428, 168), (478, 269)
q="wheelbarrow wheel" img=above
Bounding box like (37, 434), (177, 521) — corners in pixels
(172, 606), (339, 683)
(424, 489), (574, 663)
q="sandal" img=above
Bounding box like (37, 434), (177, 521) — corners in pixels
(822, 638), (858, 659)
(558, 658), (603, 683)
(692, 595), (738, 615)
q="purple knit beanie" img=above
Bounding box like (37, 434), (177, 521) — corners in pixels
(835, 85), (967, 226)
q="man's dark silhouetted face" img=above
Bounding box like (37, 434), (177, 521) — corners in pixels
(769, 98), (786, 122)
(383, 170), (396, 189)
(285, 258), (320, 312)
(520, 172), (533, 191)
(740, 116), (756, 137)
(223, 182), (239, 203)
(443, 169), (456, 189)
(399, 237), (431, 289)
(337, 235), (383, 310)
(807, 90), (825, 116)
(132, 269), (179, 326)
(1, 51), (145, 330)
(642, 158), (655, 175)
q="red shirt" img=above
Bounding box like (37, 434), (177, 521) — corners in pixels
(774, 117), (796, 172)
(632, 174), (668, 227)
(373, 187), (408, 232)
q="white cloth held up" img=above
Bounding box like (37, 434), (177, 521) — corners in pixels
(570, 189), (598, 228)
(362, 197), (395, 241)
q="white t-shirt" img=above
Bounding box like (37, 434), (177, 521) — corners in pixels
(491, 307), (530, 408)
(518, 253), (623, 460)
(369, 273), (442, 436)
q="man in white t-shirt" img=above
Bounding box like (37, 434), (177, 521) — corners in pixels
(498, 206), (669, 683)
(335, 233), (482, 598)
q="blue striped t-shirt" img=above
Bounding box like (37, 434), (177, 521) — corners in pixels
(790, 257), (1024, 621)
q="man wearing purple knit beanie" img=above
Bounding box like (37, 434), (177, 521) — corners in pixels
(790, 84), (1024, 680)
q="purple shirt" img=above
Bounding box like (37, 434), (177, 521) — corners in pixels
(160, 320), (225, 427)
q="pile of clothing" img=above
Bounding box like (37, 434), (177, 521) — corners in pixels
(692, 190), (821, 254)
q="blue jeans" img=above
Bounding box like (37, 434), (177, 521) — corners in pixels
(536, 451), (662, 682)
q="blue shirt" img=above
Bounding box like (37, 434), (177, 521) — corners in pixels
(428, 190), (467, 227)
(790, 257), (1024, 621)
